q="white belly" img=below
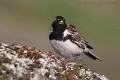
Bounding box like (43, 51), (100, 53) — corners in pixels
(50, 40), (83, 58)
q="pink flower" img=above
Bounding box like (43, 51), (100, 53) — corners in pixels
(33, 49), (40, 55)
(32, 60), (41, 68)
(47, 51), (53, 56)
(68, 74), (76, 80)
(59, 57), (67, 65)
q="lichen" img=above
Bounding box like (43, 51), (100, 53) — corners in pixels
(0, 43), (109, 80)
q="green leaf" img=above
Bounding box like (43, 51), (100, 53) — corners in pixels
(0, 65), (8, 71)
(0, 41), (2, 46)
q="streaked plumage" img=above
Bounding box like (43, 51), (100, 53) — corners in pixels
(49, 16), (102, 61)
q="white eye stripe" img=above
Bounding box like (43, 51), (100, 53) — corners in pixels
(50, 27), (53, 32)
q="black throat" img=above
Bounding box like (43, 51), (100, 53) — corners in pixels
(49, 21), (67, 40)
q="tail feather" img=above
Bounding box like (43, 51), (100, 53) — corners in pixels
(84, 51), (102, 61)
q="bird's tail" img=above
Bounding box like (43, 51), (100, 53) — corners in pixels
(84, 51), (102, 61)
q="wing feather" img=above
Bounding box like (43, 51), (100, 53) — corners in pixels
(66, 25), (93, 49)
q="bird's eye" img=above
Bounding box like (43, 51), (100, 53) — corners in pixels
(57, 19), (60, 21)
(62, 19), (65, 21)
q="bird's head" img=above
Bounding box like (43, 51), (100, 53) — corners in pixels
(51, 16), (67, 32)
(54, 16), (66, 25)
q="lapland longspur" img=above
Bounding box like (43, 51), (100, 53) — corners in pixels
(49, 16), (102, 61)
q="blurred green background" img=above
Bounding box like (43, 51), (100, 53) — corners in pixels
(0, 0), (120, 80)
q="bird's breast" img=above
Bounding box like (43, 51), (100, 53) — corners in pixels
(50, 39), (83, 58)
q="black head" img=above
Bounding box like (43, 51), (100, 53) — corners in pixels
(51, 16), (67, 32)
(49, 16), (67, 40)
(54, 16), (66, 25)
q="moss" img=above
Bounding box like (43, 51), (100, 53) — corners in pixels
(0, 65), (8, 71)
(0, 56), (11, 63)
(0, 42), (2, 46)
(12, 47), (19, 51)
(0, 65), (10, 80)
(0, 75), (9, 80)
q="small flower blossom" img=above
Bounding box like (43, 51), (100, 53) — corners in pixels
(47, 51), (53, 56)
(68, 74), (77, 80)
(0, 43), (109, 80)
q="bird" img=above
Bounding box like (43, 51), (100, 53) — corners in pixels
(49, 16), (102, 62)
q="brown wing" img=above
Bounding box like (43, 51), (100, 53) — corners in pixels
(67, 25), (93, 49)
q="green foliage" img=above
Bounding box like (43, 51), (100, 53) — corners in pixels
(56, 63), (85, 80)
(0, 76), (9, 80)
(12, 47), (19, 51)
(0, 65), (8, 71)
(0, 65), (9, 80)
(0, 42), (2, 46)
